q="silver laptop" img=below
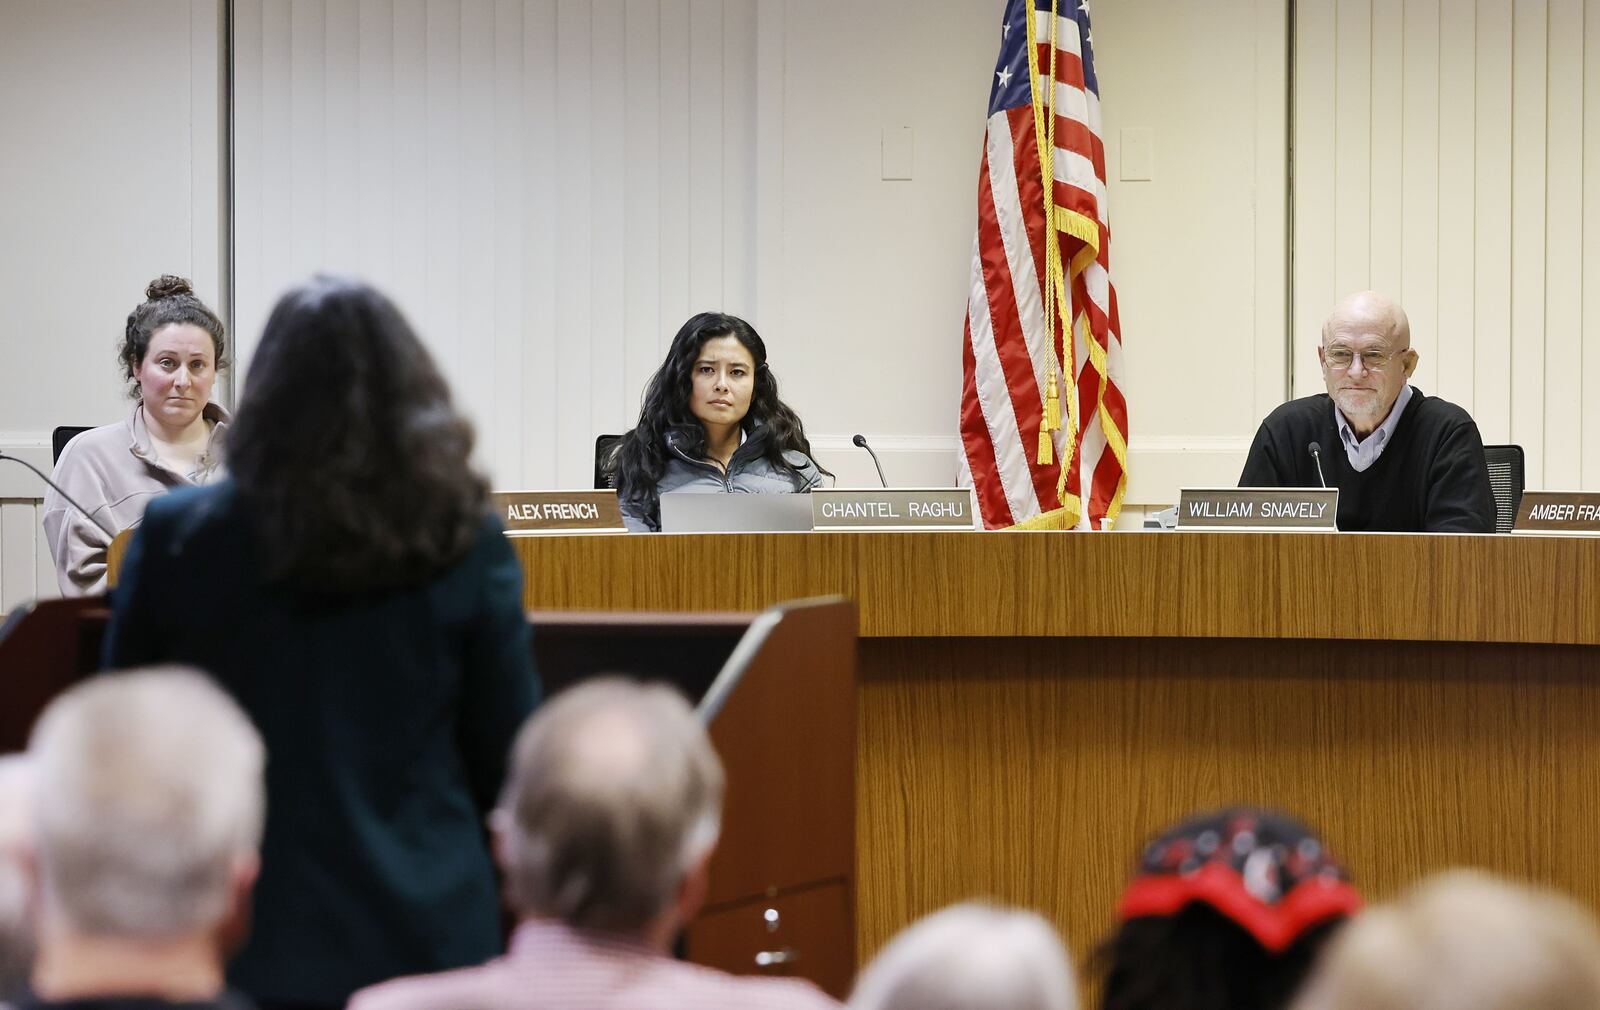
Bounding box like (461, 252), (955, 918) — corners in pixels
(658, 492), (815, 533)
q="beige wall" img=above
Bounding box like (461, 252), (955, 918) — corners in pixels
(1294, 0), (1600, 491)
(1097, 0), (1289, 507)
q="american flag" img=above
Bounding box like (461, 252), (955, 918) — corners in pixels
(958, 0), (1128, 530)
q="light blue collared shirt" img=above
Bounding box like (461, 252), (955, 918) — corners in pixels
(1335, 384), (1413, 472)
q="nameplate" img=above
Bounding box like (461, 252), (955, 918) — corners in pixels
(811, 488), (975, 530)
(1512, 491), (1600, 535)
(491, 490), (626, 534)
(1176, 488), (1339, 531)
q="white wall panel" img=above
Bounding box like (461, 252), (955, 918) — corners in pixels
(1547, 0), (1585, 491)
(1585, 0), (1600, 487)
(1436, 1), (1476, 411)
(1295, 0), (1600, 489)
(0, 0), (221, 608)
(1509, 0), (1547, 483)
(235, 0), (763, 490)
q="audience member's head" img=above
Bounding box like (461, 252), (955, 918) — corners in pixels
(849, 902), (1077, 1010)
(227, 273), (488, 595)
(27, 667), (264, 998)
(0, 756), (35, 1000)
(494, 678), (723, 949)
(1290, 870), (1600, 1010)
(1099, 807), (1361, 1010)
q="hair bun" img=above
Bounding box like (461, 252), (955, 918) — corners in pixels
(145, 274), (194, 301)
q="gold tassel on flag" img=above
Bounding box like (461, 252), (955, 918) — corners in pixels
(1038, 369), (1060, 465)
(1035, 0), (1063, 470)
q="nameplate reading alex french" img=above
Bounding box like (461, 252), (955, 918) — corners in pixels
(1512, 491), (1600, 535)
(491, 490), (626, 534)
(1176, 488), (1339, 532)
(811, 488), (975, 531)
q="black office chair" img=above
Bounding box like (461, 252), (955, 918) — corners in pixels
(1483, 443), (1525, 534)
(51, 426), (93, 464)
(593, 434), (623, 490)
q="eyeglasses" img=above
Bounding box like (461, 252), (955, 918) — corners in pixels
(1323, 347), (1398, 372)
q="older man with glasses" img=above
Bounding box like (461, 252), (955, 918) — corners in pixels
(1240, 290), (1494, 532)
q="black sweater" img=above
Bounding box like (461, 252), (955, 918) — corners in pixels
(1238, 389), (1495, 532)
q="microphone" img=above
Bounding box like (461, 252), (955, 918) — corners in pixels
(852, 434), (890, 488)
(0, 451), (117, 538)
(1307, 441), (1328, 489)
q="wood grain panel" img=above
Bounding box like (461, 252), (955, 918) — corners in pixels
(855, 635), (1600, 967)
(512, 531), (1600, 644)
(687, 881), (854, 1000)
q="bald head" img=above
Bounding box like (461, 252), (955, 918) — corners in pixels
(1319, 291), (1418, 438)
(1322, 291), (1410, 350)
(496, 679), (724, 935)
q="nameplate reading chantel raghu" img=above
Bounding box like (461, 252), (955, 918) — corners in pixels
(1176, 488), (1339, 531)
(811, 488), (975, 531)
(492, 490), (626, 534)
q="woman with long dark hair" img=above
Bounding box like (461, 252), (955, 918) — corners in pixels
(607, 311), (827, 531)
(104, 275), (541, 1010)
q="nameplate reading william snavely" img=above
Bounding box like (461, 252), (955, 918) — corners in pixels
(492, 490), (626, 534)
(1512, 491), (1600, 535)
(1176, 488), (1339, 532)
(811, 488), (975, 531)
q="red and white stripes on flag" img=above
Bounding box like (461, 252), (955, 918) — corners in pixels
(958, 0), (1129, 530)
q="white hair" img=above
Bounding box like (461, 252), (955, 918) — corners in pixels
(1291, 870), (1600, 1010)
(498, 678), (724, 934)
(29, 667), (265, 938)
(849, 903), (1079, 1010)
(0, 755), (34, 993)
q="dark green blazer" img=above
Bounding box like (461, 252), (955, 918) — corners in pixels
(104, 480), (540, 1007)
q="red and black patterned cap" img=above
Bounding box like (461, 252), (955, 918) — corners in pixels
(1116, 807), (1362, 953)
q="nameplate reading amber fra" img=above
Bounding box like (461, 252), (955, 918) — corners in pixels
(1177, 488), (1340, 531)
(1512, 491), (1600, 535)
(811, 488), (975, 530)
(492, 490), (626, 534)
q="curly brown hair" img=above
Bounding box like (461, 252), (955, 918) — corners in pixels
(119, 275), (227, 397)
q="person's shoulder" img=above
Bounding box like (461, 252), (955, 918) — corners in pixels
(348, 963), (509, 1010)
(51, 419), (132, 475)
(1262, 393), (1331, 426)
(1253, 394), (1331, 440)
(1408, 388), (1479, 428)
(658, 959), (842, 1010)
(137, 480), (241, 545)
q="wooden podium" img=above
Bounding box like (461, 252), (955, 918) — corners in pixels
(528, 599), (858, 997)
(0, 593), (858, 999)
(505, 530), (1600, 970)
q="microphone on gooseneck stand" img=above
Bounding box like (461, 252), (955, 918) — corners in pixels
(0, 452), (117, 537)
(852, 434), (890, 488)
(1307, 441), (1328, 489)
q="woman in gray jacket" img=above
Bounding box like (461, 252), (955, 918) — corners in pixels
(607, 312), (827, 531)
(43, 275), (229, 595)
